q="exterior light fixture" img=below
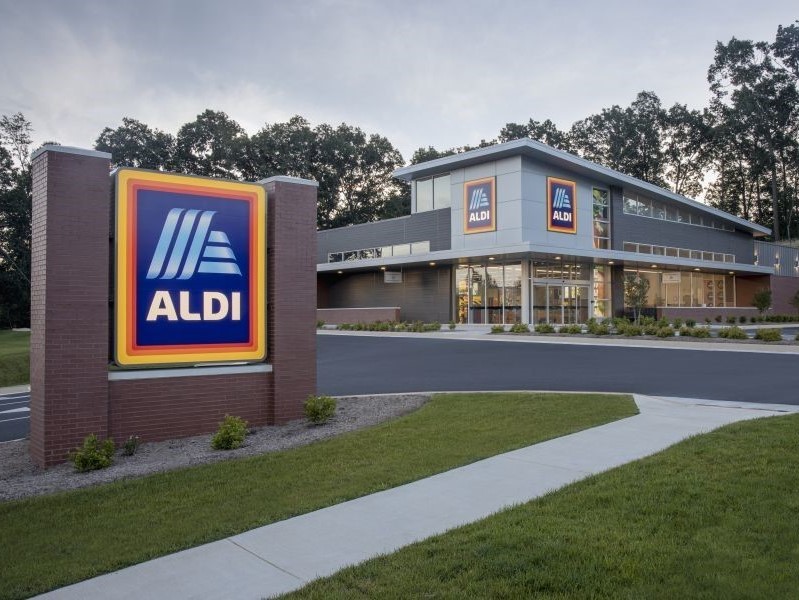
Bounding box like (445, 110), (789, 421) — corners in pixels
(488, 257), (495, 261)
(429, 262), (436, 266)
(554, 256), (561, 260)
(694, 268), (700, 271)
(337, 270), (343, 274)
(608, 261), (615, 265)
(650, 264), (657, 268)
(380, 266), (386, 271)
(729, 271), (734, 275)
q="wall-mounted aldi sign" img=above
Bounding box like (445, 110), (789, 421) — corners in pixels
(114, 169), (266, 367)
(547, 177), (577, 234)
(463, 177), (496, 234)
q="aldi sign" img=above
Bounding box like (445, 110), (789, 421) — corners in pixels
(547, 177), (577, 234)
(114, 169), (266, 367)
(463, 177), (496, 234)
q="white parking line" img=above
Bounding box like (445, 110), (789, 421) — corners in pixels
(0, 415), (29, 423)
(0, 406), (30, 415)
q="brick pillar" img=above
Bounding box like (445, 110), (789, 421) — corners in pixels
(30, 146), (112, 467)
(261, 176), (318, 423)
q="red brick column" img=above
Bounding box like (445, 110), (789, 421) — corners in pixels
(30, 146), (112, 467)
(262, 176), (318, 423)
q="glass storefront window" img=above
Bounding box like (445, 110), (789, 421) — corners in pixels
(486, 266), (504, 324)
(504, 265), (522, 324)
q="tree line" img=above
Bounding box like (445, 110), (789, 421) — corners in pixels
(1, 22), (797, 327)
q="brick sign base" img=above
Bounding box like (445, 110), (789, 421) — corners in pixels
(30, 147), (317, 467)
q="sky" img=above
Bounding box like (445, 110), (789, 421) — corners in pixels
(0, 0), (797, 162)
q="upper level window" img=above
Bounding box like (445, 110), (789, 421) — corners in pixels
(415, 174), (451, 212)
(592, 188), (610, 249)
(623, 191), (735, 232)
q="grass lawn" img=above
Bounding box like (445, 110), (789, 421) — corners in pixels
(0, 330), (29, 387)
(0, 392), (636, 599)
(284, 413), (799, 600)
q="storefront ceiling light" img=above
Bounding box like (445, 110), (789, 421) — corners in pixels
(337, 270), (343, 274)
(694, 268), (700, 271)
(554, 256), (561, 260)
(488, 257), (495, 261)
(608, 261), (615, 265)
(429, 262), (436, 266)
(650, 264), (657, 268)
(380, 266), (386, 271)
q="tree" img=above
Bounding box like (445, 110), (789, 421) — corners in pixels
(624, 274), (650, 324)
(174, 110), (251, 179)
(498, 118), (572, 151)
(95, 118), (175, 170)
(752, 288), (773, 314)
(661, 104), (712, 197)
(708, 32), (799, 240)
(0, 113), (33, 328)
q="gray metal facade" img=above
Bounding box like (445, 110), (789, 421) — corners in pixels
(754, 240), (799, 277)
(317, 208), (451, 263)
(319, 266), (452, 323)
(610, 186), (755, 264)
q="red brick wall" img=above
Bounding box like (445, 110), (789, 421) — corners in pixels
(109, 372), (271, 442)
(770, 275), (799, 314)
(30, 148), (112, 466)
(264, 178), (318, 423)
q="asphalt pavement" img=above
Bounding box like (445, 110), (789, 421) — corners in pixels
(0, 389), (29, 442)
(317, 333), (799, 404)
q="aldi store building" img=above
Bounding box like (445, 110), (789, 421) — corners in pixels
(317, 139), (799, 324)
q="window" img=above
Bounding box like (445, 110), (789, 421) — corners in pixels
(592, 189), (610, 250)
(415, 174), (451, 212)
(623, 241), (735, 264)
(623, 190), (737, 232)
(410, 241), (430, 254)
(416, 179), (433, 212)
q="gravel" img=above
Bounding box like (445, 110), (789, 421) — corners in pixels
(0, 393), (431, 503)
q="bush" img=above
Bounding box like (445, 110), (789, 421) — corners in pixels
(726, 316), (736, 324)
(656, 327), (675, 337)
(558, 324), (582, 334)
(70, 434), (115, 472)
(718, 326), (748, 340)
(316, 320), (325, 328)
(587, 320), (610, 335)
(672, 318), (683, 329)
(623, 325), (642, 336)
(448, 320), (456, 330)
(685, 319), (696, 328)
(122, 435), (140, 457)
(509, 323), (530, 333)
(490, 325), (506, 334)
(211, 415), (248, 450)
(693, 326), (711, 338)
(304, 395), (337, 425)
(714, 315), (722, 323)
(535, 323), (555, 333)
(739, 315), (747, 324)
(795, 332), (799, 341)
(755, 328), (783, 342)
(643, 323), (659, 336)
(657, 317), (670, 328)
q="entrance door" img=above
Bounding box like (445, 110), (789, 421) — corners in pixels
(563, 285), (589, 324)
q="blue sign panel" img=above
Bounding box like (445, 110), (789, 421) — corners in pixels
(464, 177), (496, 234)
(547, 177), (577, 234)
(115, 169), (266, 367)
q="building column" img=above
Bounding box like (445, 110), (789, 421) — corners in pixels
(30, 146), (112, 467)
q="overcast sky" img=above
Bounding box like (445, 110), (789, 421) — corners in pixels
(1, 1), (796, 162)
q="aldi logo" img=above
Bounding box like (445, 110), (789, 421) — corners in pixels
(547, 177), (577, 234)
(464, 177), (496, 234)
(114, 169), (266, 367)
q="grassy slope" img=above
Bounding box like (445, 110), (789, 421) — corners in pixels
(0, 392), (636, 599)
(286, 413), (799, 600)
(0, 330), (29, 387)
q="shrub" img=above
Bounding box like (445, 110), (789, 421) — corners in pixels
(70, 434), (115, 472)
(587, 320), (610, 335)
(752, 288), (772, 314)
(672, 318), (683, 329)
(304, 395), (337, 425)
(693, 326), (711, 338)
(490, 325), (506, 334)
(685, 318), (696, 328)
(718, 326), (748, 340)
(122, 435), (140, 457)
(509, 323), (530, 333)
(448, 320), (456, 330)
(316, 320), (325, 328)
(795, 332), (799, 341)
(535, 323), (555, 333)
(623, 324), (642, 336)
(656, 327), (675, 338)
(726, 316), (736, 324)
(558, 324), (582, 334)
(755, 328), (783, 342)
(211, 415), (248, 450)
(704, 318), (712, 324)
(643, 323), (659, 336)
(657, 317), (669, 328)
(739, 315), (747, 323)
(714, 315), (722, 323)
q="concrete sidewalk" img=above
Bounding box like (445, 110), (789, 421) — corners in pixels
(38, 395), (799, 600)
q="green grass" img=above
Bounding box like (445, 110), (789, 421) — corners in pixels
(285, 413), (799, 600)
(0, 392), (635, 599)
(0, 330), (29, 387)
